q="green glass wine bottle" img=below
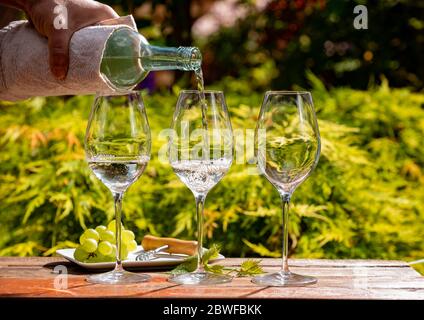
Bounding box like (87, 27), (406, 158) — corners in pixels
(100, 27), (202, 90)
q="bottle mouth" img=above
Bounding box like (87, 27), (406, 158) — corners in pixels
(178, 47), (202, 70)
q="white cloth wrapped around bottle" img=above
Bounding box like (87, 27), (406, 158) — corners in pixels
(0, 16), (137, 101)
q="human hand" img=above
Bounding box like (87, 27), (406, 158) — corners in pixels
(24, 0), (119, 80)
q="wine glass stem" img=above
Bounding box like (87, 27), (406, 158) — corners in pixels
(195, 194), (206, 273)
(113, 192), (124, 273)
(281, 194), (291, 273)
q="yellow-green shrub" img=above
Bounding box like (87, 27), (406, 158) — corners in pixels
(0, 78), (423, 264)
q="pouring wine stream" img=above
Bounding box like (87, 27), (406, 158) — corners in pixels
(194, 68), (210, 159)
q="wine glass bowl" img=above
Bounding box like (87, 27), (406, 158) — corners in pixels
(253, 91), (320, 287)
(85, 92), (151, 284)
(256, 91), (320, 195)
(168, 90), (233, 285)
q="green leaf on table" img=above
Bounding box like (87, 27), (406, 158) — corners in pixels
(170, 255), (197, 274)
(237, 259), (264, 277)
(170, 244), (220, 274)
(170, 243), (264, 277)
(202, 243), (220, 263)
(204, 263), (224, 274)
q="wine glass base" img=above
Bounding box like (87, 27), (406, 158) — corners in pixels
(169, 272), (233, 285)
(252, 271), (317, 287)
(87, 270), (151, 285)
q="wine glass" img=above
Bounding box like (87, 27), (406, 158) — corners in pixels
(168, 90), (233, 285)
(85, 92), (151, 284)
(253, 91), (321, 286)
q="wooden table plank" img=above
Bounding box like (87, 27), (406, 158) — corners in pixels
(0, 257), (423, 300)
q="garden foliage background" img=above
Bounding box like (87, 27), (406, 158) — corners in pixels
(0, 0), (423, 272)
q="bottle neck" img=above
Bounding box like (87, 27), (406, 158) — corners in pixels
(140, 45), (202, 72)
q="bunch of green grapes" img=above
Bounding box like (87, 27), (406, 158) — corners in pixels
(74, 220), (138, 263)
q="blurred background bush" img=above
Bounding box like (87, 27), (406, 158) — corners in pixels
(0, 0), (423, 272)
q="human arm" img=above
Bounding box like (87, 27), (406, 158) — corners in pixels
(0, 0), (118, 79)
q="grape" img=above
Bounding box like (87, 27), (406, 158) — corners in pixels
(84, 228), (100, 241)
(118, 244), (129, 260)
(81, 238), (98, 253)
(98, 241), (113, 256)
(107, 220), (124, 232)
(75, 221), (137, 263)
(111, 244), (117, 257)
(74, 247), (90, 262)
(90, 252), (114, 263)
(79, 228), (99, 244)
(95, 225), (107, 234)
(79, 235), (85, 245)
(99, 230), (115, 242)
(122, 230), (135, 243)
(86, 253), (100, 263)
(126, 239), (137, 252)
(107, 220), (115, 231)
(98, 254), (115, 263)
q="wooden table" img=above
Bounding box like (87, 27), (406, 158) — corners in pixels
(1, 257), (423, 300)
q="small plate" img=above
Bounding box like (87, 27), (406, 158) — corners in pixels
(56, 246), (224, 270)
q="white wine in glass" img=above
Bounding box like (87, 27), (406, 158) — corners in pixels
(168, 90), (233, 285)
(253, 91), (321, 287)
(85, 92), (151, 285)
